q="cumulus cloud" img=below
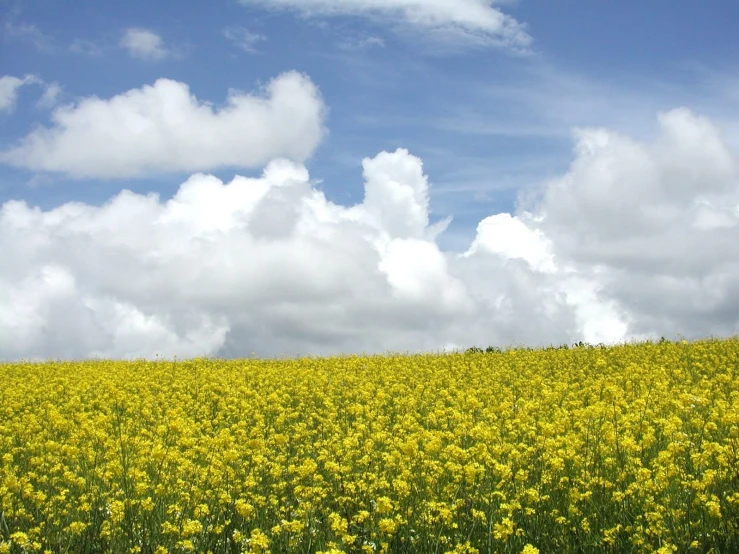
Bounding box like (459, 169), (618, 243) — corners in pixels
(519, 108), (739, 341)
(0, 74), (40, 112)
(2, 107), (738, 362)
(0, 72), (326, 178)
(119, 28), (176, 61)
(0, 148), (570, 361)
(237, 0), (532, 52)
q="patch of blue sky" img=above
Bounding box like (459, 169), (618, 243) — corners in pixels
(1, 0), (738, 244)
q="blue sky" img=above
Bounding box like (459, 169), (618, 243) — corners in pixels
(2, 0), (739, 360)
(4, 0), (737, 246)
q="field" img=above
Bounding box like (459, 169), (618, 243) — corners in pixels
(1, 338), (739, 554)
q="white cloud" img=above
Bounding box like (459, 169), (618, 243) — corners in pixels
(119, 28), (175, 61)
(0, 74), (40, 112)
(37, 82), (62, 109)
(462, 213), (556, 273)
(518, 108), (739, 341)
(2, 107), (739, 362)
(223, 26), (267, 53)
(0, 72), (327, 178)
(237, 0), (532, 52)
(0, 148), (575, 361)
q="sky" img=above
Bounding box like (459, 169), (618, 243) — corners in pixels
(1, 0), (739, 361)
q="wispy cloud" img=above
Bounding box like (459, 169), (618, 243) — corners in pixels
(223, 26), (267, 53)
(37, 82), (62, 109)
(336, 33), (385, 52)
(397, 62), (724, 144)
(2, 20), (55, 52)
(0, 74), (40, 112)
(69, 38), (106, 57)
(0, 74), (62, 113)
(237, 0), (532, 53)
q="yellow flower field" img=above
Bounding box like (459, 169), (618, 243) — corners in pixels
(1, 338), (739, 553)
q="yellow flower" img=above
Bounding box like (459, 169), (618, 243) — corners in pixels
(235, 499), (255, 520)
(109, 500), (125, 524)
(328, 512), (348, 535)
(66, 522), (88, 535)
(378, 518), (397, 535)
(10, 533), (30, 548)
(705, 500), (721, 518)
(1, 338), (739, 553)
(353, 511), (370, 524)
(445, 542), (479, 554)
(175, 540), (194, 551)
(493, 518), (515, 541)
(471, 509), (487, 523)
(181, 519), (203, 537)
(194, 503), (210, 517)
(376, 496), (393, 514)
(247, 528), (270, 552)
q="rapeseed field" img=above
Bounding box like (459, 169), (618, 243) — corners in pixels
(1, 338), (738, 554)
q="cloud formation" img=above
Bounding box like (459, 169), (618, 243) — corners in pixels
(223, 26), (267, 53)
(522, 108), (739, 341)
(69, 38), (105, 57)
(37, 82), (62, 108)
(0, 72), (327, 178)
(0, 74), (40, 112)
(237, 0), (532, 51)
(2, 20), (55, 52)
(2, 106), (737, 362)
(119, 28), (175, 61)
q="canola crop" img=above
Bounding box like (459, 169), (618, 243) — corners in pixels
(1, 338), (739, 554)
